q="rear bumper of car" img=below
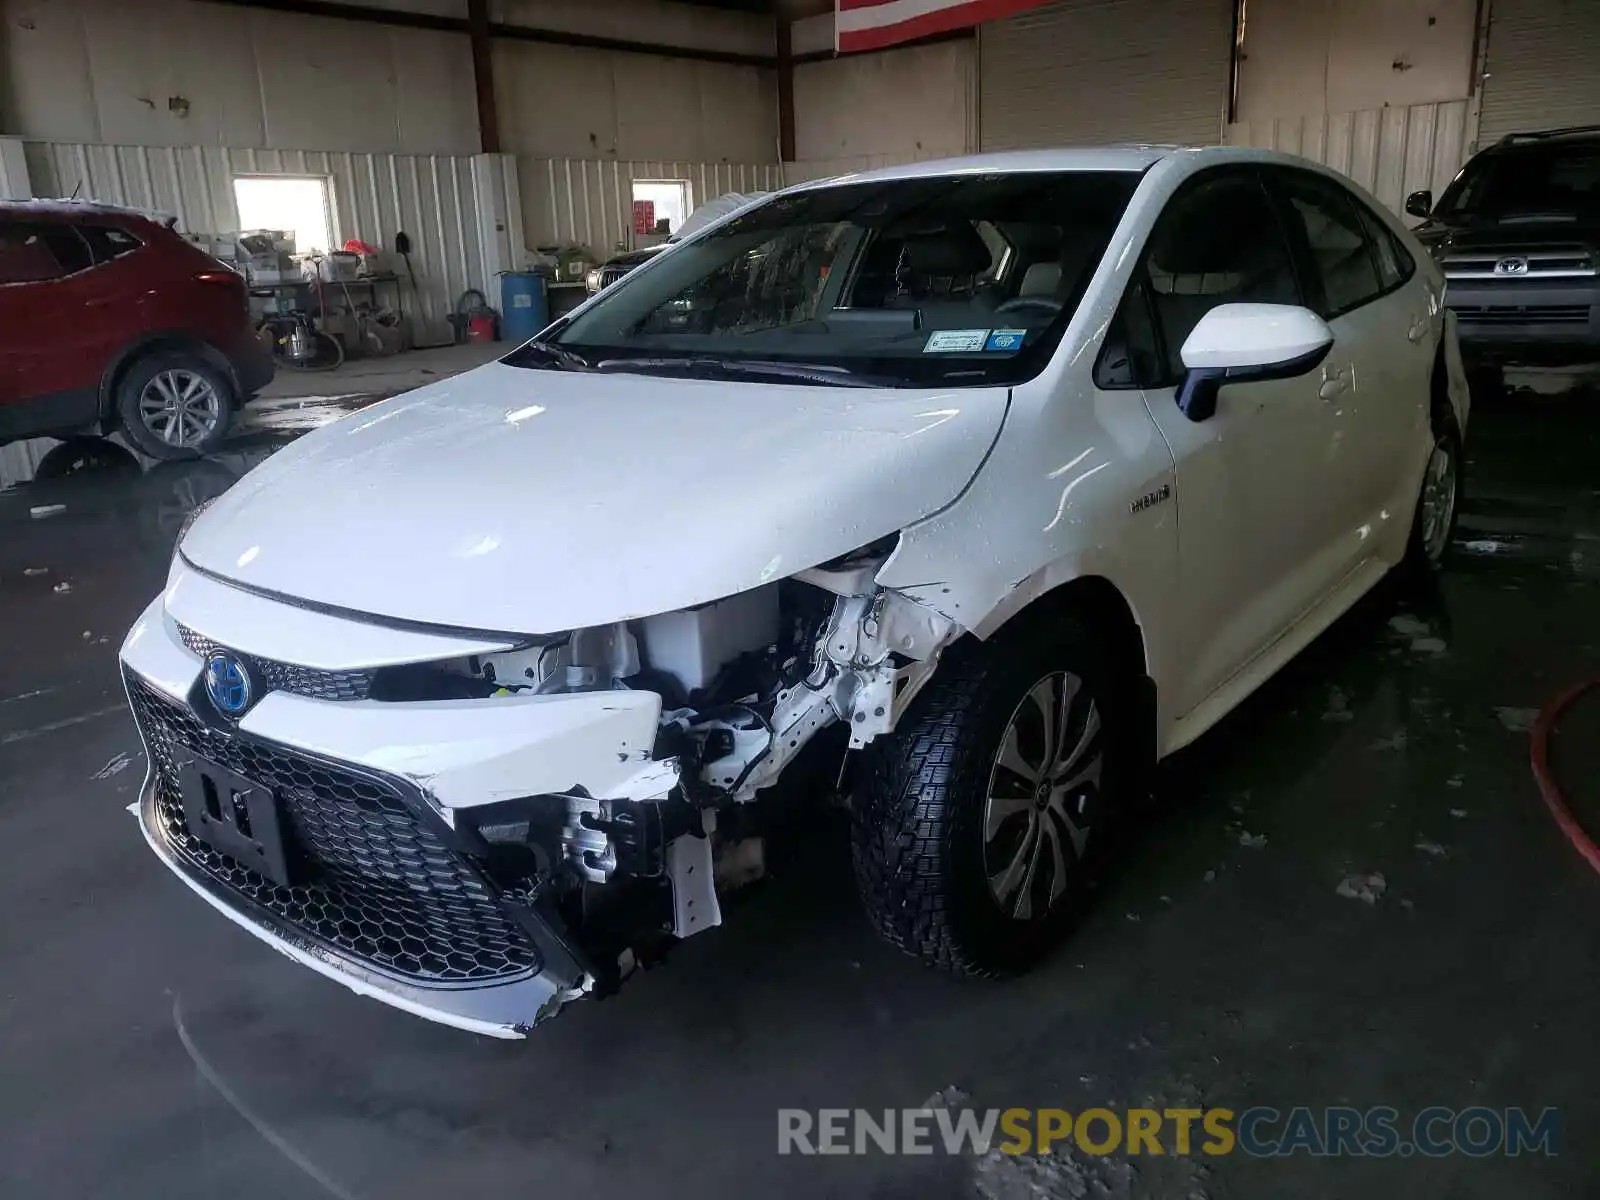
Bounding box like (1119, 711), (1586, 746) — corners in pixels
(118, 581), (677, 1036)
(1445, 279), (1600, 364)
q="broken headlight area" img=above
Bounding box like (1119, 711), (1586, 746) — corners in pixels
(409, 549), (961, 1004)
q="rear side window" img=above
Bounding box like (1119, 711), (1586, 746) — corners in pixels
(1275, 170), (1386, 317)
(79, 224), (143, 264)
(0, 221), (92, 284)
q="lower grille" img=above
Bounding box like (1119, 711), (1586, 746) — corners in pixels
(1448, 303), (1592, 326)
(128, 674), (539, 986)
(176, 623), (374, 702)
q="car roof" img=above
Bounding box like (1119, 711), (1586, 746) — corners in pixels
(0, 198), (175, 226)
(779, 145), (1334, 190)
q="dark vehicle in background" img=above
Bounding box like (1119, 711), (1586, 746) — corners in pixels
(0, 200), (273, 460)
(1407, 126), (1600, 389)
(584, 192), (767, 294)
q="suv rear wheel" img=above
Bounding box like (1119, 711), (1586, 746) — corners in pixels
(116, 351), (234, 459)
(851, 615), (1133, 976)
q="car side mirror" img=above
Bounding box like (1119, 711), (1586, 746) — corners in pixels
(1404, 189), (1433, 219)
(1176, 303), (1334, 422)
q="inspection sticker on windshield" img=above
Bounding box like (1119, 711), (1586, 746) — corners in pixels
(985, 329), (1027, 352)
(923, 329), (990, 353)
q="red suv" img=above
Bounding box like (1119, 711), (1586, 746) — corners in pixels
(0, 201), (272, 460)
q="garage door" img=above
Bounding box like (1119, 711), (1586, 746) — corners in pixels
(979, 0), (1233, 151)
(1478, 0), (1600, 142)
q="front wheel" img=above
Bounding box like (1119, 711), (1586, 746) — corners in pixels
(851, 617), (1133, 976)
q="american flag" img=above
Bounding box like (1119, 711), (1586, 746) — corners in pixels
(835, 0), (1052, 53)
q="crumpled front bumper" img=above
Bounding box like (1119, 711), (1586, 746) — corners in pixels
(120, 587), (678, 1037)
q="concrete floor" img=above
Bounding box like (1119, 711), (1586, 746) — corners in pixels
(253, 342), (505, 402)
(1, 383), (1597, 1199)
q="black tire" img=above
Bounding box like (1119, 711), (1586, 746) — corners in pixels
(1404, 419), (1462, 575)
(851, 614), (1136, 976)
(115, 351), (235, 460)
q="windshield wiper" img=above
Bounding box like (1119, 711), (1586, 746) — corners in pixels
(594, 356), (880, 387)
(514, 339), (592, 371)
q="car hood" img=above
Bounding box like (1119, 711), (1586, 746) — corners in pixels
(182, 363), (1010, 634)
(602, 246), (668, 269)
(1414, 215), (1600, 251)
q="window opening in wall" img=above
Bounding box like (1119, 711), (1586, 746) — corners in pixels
(232, 175), (334, 254)
(632, 179), (692, 244)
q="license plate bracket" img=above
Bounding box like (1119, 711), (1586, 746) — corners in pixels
(177, 756), (295, 887)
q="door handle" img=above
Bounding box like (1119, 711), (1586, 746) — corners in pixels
(1318, 363), (1350, 400)
(1407, 315), (1429, 343)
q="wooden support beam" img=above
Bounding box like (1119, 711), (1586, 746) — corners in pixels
(776, 17), (796, 162)
(468, 0), (500, 154)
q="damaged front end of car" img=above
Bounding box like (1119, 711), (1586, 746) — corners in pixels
(123, 538), (961, 1037)
(405, 537), (964, 1022)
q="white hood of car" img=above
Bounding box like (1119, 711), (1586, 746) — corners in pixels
(182, 362), (1010, 634)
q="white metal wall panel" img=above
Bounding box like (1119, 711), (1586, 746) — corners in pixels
(1478, 0), (1600, 143)
(517, 158), (783, 258)
(979, 0), (1233, 150)
(1226, 98), (1477, 214)
(21, 142), (519, 340)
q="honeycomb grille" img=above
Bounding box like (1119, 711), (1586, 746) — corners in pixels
(127, 673), (539, 986)
(176, 623), (374, 701)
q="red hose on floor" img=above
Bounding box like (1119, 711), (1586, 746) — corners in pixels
(1529, 676), (1600, 876)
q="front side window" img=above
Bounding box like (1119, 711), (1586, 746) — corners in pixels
(514, 171), (1141, 388)
(1275, 170), (1383, 317)
(1351, 201), (1413, 292)
(1138, 170), (1301, 383)
(0, 221), (91, 285)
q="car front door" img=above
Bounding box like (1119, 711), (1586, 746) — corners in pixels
(1126, 167), (1346, 717)
(1268, 167), (1433, 572)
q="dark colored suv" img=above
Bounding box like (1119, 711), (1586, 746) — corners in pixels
(1407, 126), (1600, 384)
(0, 200), (272, 460)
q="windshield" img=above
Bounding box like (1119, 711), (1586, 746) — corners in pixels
(506, 171), (1141, 388)
(1436, 143), (1600, 221)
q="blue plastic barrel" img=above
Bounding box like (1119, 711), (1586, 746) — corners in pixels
(499, 271), (549, 342)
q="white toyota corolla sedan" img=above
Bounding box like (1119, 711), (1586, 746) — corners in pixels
(122, 146), (1469, 1036)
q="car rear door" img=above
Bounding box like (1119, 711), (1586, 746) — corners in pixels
(1267, 167), (1433, 569)
(1123, 166), (1346, 715)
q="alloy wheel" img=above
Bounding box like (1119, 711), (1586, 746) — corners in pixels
(982, 670), (1104, 920)
(138, 370), (221, 449)
(1420, 437), (1457, 563)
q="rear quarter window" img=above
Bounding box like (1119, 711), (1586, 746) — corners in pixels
(78, 224), (143, 264)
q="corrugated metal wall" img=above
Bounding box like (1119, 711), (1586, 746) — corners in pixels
(1477, 0), (1600, 143)
(1226, 98), (1477, 214)
(21, 141), (514, 337)
(517, 157), (783, 259)
(980, 0), (1233, 149)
